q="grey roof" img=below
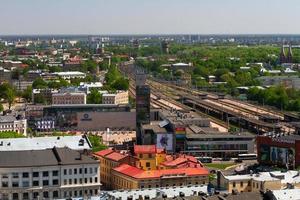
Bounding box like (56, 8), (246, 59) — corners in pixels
(0, 147), (98, 168)
(0, 115), (17, 123)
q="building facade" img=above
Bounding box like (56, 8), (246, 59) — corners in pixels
(0, 116), (27, 136)
(0, 147), (100, 200)
(102, 91), (129, 105)
(52, 92), (86, 105)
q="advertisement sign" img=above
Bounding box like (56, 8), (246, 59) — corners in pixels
(157, 134), (173, 151)
(260, 145), (295, 167)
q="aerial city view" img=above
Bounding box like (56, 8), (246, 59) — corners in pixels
(1, 0), (300, 200)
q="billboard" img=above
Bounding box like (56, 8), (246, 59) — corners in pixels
(156, 134), (173, 151)
(260, 145), (295, 167)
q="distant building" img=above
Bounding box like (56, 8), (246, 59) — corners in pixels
(0, 115), (27, 136)
(0, 67), (11, 82)
(53, 71), (86, 80)
(0, 147), (100, 200)
(11, 80), (33, 91)
(52, 92), (86, 105)
(279, 44), (293, 64)
(257, 76), (300, 89)
(32, 88), (59, 104)
(102, 91), (129, 105)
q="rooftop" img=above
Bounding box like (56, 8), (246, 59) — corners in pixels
(0, 135), (91, 151)
(0, 147), (98, 168)
(113, 164), (209, 179)
(134, 145), (157, 154)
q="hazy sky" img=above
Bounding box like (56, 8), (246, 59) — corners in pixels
(0, 0), (299, 35)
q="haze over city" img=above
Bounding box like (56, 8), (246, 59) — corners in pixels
(1, 0), (300, 35)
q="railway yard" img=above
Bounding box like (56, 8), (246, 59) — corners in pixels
(121, 63), (297, 135)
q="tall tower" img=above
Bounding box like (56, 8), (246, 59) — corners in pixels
(287, 44), (293, 63)
(279, 45), (287, 64)
(161, 40), (170, 54)
(135, 71), (151, 144)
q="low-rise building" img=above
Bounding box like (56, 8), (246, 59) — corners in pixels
(32, 89), (59, 104)
(0, 147), (100, 200)
(102, 91), (129, 105)
(217, 170), (300, 194)
(0, 116), (27, 136)
(52, 92), (86, 105)
(53, 71), (86, 80)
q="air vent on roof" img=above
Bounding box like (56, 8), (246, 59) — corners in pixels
(79, 139), (84, 146)
(7, 142), (10, 146)
(57, 137), (60, 140)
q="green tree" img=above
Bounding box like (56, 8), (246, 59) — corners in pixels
(22, 86), (32, 102)
(6, 88), (15, 110)
(87, 89), (102, 104)
(0, 104), (3, 112)
(32, 78), (47, 89)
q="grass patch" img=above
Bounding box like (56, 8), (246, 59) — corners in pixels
(204, 163), (236, 170)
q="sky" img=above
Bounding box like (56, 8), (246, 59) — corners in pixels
(0, 0), (299, 35)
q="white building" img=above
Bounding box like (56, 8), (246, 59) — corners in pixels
(0, 147), (100, 200)
(0, 116), (27, 136)
(79, 82), (103, 94)
(53, 72), (86, 80)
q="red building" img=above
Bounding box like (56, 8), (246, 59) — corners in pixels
(257, 135), (300, 169)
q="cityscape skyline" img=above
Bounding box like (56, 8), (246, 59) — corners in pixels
(0, 0), (300, 35)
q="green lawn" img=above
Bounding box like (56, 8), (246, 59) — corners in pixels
(204, 163), (236, 170)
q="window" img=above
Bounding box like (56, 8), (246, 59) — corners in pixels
(85, 178), (87, 184)
(94, 167), (98, 174)
(69, 179), (72, 185)
(74, 168), (77, 174)
(248, 181), (251, 186)
(23, 172), (29, 178)
(148, 154), (152, 158)
(64, 169), (67, 175)
(12, 193), (18, 200)
(240, 181), (243, 187)
(2, 181), (8, 187)
(33, 181), (39, 187)
(74, 179), (77, 184)
(33, 192), (39, 198)
(42, 171), (49, 177)
(74, 191), (78, 196)
(2, 174), (8, 179)
(23, 193), (29, 200)
(84, 168), (87, 174)
(233, 182), (236, 188)
(95, 177), (98, 183)
(53, 191), (59, 198)
(33, 172), (39, 178)
(69, 169), (72, 175)
(79, 178), (83, 184)
(12, 182), (19, 187)
(146, 162), (150, 167)
(12, 172), (19, 178)
(89, 168), (93, 174)
(139, 154), (143, 159)
(43, 180), (49, 186)
(53, 179), (59, 185)
(79, 168), (82, 174)
(90, 177), (93, 183)
(23, 181), (29, 187)
(52, 170), (59, 176)
(43, 191), (49, 198)
(64, 179), (67, 185)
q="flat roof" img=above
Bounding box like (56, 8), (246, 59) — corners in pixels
(0, 135), (91, 151)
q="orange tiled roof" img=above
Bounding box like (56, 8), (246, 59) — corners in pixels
(105, 152), (128, 162)
(134, 145), (157, 154)
(93, 149), (114, 157)
(113, 164), (209, 179)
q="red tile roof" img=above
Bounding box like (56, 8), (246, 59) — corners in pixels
(134, 145), (157, 154)
(93, 149), (114, 157)
(105, 152), (128, 162)
(113, 164), (209, 179)
(161, 155), (199, 167)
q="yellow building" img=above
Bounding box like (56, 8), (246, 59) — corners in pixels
(112, 164), (209, 190)
(134, 145), (163, 170)
(94, 149), (133, 189)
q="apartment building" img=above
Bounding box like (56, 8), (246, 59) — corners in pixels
(52, 92), (86, 105)
(0, 147), (100, 200)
